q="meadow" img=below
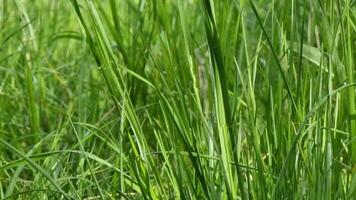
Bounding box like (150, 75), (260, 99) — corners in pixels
(0, 0), (355, 199)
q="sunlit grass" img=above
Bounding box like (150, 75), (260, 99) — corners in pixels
(0, 0), (355, 199)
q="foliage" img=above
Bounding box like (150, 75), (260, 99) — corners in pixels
(0, 0), (355, 199)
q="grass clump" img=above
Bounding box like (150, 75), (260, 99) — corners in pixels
(0, 0), (355, 199)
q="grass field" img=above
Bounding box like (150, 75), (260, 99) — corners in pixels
(0, 0), (356, 199)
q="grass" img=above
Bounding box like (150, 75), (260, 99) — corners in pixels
(0, 0), (356, 199)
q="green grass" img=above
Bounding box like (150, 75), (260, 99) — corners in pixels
(0, 0), (356, 199)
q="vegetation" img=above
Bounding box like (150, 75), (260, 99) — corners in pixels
(0, 0), (355, 199)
